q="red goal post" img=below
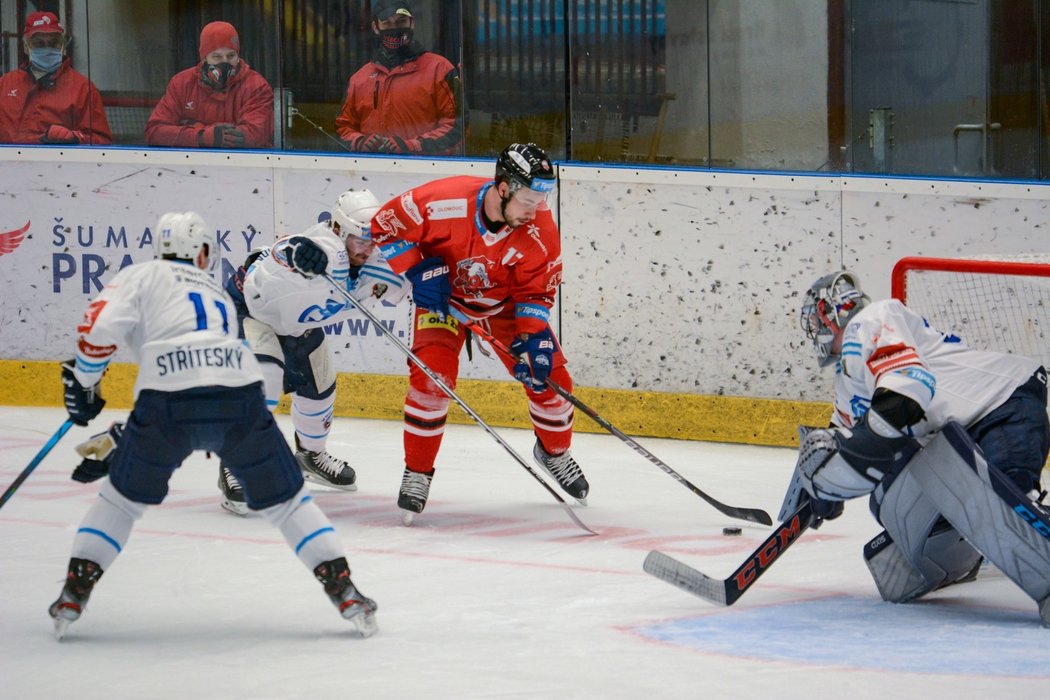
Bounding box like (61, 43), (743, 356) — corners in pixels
(891, 256), (1050, 368)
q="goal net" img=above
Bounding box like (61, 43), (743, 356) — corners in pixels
(891, 256), (1050, 369)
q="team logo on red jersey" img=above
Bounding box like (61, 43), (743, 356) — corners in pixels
(545, 261), (563, 292)
(0, 220), (30, 257)
(374, 208), (406, 240)
(454, 256), (494, 292)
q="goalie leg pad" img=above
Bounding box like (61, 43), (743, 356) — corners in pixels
(868, 462), (980, 601)
(909, 421), (1050, 605)
(863, 530), (930, 603)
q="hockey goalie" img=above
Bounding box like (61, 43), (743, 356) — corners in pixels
(780, 270), (1050, 627)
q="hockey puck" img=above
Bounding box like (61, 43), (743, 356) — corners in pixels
(722, 527), (742, 536)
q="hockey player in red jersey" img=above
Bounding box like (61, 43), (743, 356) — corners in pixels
(371, 143), (588, 522)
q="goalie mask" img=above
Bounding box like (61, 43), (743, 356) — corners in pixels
(155, 211), (212, 262)
(801, 270), (869, 367)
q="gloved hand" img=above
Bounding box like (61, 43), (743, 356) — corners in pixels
(41, 124), (81, 144)
(287, 236), (328, 276)
(406, 257), (451, 317)
(198, 123), (245, 148)
(376, 135), (417, 153)
(359, 134), (391, 152)
(72, 422), (124, 483)
(510, 328), (555, 391)
(60, 359), (105, 427)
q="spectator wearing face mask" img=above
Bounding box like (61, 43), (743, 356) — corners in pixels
(0, 11), (112, 145)
(146, 21), (274, 148)
(335, 0), (462, 155)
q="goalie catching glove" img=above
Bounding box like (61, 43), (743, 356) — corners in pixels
(72, 422), (125, 483)
(510, 329), (555, 391)
(60, 359), (105, 426)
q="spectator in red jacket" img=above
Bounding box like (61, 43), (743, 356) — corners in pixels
(0, 11), (112, 145)
(335, 0), (461, 155)
(146, 21), (273, 149)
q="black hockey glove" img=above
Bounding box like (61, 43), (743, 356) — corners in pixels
(510, 328), (555, 391)
(60, 359), (105, 427)
(406, 257), (451, 317)
(287, 236), (328, 276)
(72, 422), (124, 483)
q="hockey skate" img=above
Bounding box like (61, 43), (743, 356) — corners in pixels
(48, 558), (103, 640)
(313, 557), (378, 637)
(218, 465), (249, 516)
(398, 467), (434, 526)
(533, 440), (589, 505)
(295, 435), (357, 491)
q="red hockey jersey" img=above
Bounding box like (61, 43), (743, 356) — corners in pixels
(372, 175), (563, 335)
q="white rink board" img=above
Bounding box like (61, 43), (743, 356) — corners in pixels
(1, 148), (1048, 398)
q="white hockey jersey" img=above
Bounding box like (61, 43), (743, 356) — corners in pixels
(241, 221), (408, 337)
(833, 299), (1041, 439)
(73, 260), (262, 396)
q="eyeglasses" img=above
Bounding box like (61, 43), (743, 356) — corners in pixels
(26, 33), (64, 49)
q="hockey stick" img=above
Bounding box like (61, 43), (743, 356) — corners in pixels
(0, 419), (75, 511)
(457, 316), (772, 526)
(643, 500), (815, 605)
(322, 275), (596, 536)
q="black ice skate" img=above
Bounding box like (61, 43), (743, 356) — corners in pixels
(48, 557), (103, 640)
(295, 435), (357, 491)
(313, 557), (378, 637)
(397, 467), (434, 526)
(218, 465), (248, 516)
(533, 440), (589, 505)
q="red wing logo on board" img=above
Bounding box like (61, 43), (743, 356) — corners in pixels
(0, 221), (30, 257)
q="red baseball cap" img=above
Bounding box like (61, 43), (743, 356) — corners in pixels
(24, 11), (65, 37)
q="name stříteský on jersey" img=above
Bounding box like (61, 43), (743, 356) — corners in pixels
(156, 346), (245, 376)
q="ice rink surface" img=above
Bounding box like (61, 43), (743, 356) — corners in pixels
(2, 405), (1048, 700)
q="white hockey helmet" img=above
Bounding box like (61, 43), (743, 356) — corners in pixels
(801, 270), (869, 367)
(155, 211), (212, 261)
(330, 189), (380, 244)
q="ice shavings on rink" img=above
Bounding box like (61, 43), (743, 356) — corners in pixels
(636, 595), (1050, 677)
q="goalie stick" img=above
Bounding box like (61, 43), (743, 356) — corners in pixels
(322, 275), (596, 536)
(643, 500), (815, 605)
(457, 315), (772, 526)
(0, 419), (74, 511)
